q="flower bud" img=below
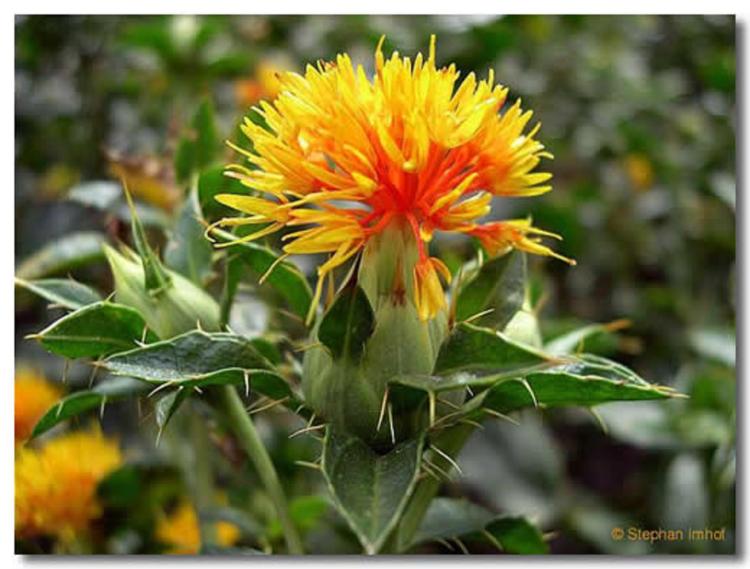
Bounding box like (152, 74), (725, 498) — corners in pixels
(302, 220), (449, 446)
(103, 244), (221, 339)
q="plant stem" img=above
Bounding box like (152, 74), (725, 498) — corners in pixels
(217, 385), (304, 554)
(189, 409), (217, 546)
(394, 423), (476, 552)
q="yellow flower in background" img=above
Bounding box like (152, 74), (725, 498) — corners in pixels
(156, 501), (240, 555)
(15, 427), (122, 542)
(624, 153), (654, 191)
(212, 36), (573, 322)
(235, 60), (288, 107)
(15, 367), (62, 444)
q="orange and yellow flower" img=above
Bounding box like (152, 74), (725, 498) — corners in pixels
(211, 36), (573, 321)
(15, 427), (123, 542)
(156, 501), (240, 555)
(15, 367), (63, 444)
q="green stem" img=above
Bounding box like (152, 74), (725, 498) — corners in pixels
(189, 409), (217, 546)
(217, 385), (304, 554)
(163, 405), (217, 547)
(394, 423), (475, 552)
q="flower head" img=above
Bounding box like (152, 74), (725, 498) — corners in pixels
(212, 36), (573, 321)
(156, 501), (240, 554)
(15, 427), (122, 542)
(15, 367), (62, 444)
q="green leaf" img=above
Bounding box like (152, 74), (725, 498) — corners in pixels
(410, 498), (549, 554)
(192, 100), (219, 169)
(164, 188), (213, 285)
(103, 331), (295, 399)
(454, 252), (525, 329)
(318, 283), (375, 361)
(545, 320), (626, 355)
(175, 99), (219, 183)
(31, 377), (148, 438)
(411, 498), (495, 547)
(435, 322), (552, 376)
(155, 388), (191, 432)
(124, 189), (172, 295)
(322, 427), (424, 554)
(15, 277), (102, 310)
(16, 231), (108, 280)
(485, 516), (549, 554)
(174, 138), (196, 184)
(219, 254), (244, 326)
(212, 228), (312, 319)
(483, 354), (679, 413)
(31, 301), (156, 359)
(198, 165), (246, 222)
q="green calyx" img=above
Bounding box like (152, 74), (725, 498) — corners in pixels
(104, 244), (221, 339)
(302, 220), (449, 447)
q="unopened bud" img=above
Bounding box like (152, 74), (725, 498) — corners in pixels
(104, 244), (221, 339)
(303, 220), (449, 447)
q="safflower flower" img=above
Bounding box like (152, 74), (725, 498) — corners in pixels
(211, 36), (573, 322)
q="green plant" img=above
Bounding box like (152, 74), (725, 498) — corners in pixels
(17, 34), (686, 556)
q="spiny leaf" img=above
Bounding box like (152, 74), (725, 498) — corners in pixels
(322, 426), (424, 554)
(16, 277), (102, 310)
(103, 331), (297, 402)
(31, 301), (157, 359)
(31, 377), (148, 438)
(122, 185), (171, 295)
(155, 388), (191, 432)
(103, 330), (270, 382)
(483, 354), (680, 413)
(318, 283), (375, 361)
(454, 252), (525, 329)
(435, 322), (553, 376)
(16, 231), (107, 280)
(411, 497), (495, 548)
(409, 499), (549, 553)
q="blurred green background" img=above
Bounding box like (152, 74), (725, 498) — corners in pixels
(15, 15), (735, 554)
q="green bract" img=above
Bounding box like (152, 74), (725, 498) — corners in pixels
(303, 223), (449, 446)
(104, 245), (221, 339)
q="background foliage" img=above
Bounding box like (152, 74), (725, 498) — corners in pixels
(15, 15), (735, 554)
